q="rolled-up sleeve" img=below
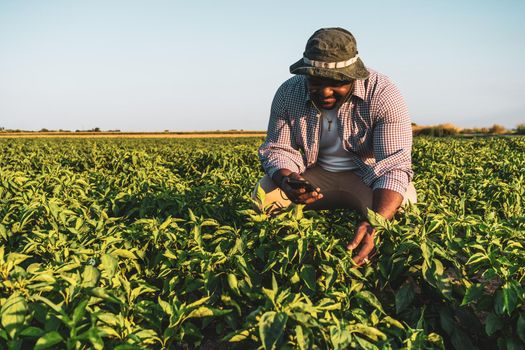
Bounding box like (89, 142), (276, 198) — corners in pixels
(366, 82), (413, 195)
(258, 83), (306, 178)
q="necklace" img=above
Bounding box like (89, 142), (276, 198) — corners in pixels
(327, 118), (333, 132)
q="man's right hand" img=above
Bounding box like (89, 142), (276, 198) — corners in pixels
(274, 171), (323, 205)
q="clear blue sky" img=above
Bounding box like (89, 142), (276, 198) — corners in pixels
(1, 0), (524, 131)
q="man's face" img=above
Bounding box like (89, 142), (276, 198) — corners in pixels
(306, 76), (354, 110)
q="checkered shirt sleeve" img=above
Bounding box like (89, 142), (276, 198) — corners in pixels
(365, 81), (413, 194)
(258, 82), (306, 178)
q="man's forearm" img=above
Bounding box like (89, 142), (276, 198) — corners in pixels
(372, 188), (403, 220)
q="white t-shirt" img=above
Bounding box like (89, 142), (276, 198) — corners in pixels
(317, 108), (359, 172)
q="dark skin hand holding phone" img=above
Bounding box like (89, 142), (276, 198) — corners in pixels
(274, 171), (323, 205)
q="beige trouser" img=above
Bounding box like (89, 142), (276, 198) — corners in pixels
(252, 166), (417, 215)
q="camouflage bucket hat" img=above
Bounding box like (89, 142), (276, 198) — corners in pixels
(290, 27), (370, 81)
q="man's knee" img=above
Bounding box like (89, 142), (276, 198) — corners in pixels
(402, 183), (417, 206)
(251, 175), (292, 214)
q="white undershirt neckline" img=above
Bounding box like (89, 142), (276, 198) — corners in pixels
(317, 108), (359, 172)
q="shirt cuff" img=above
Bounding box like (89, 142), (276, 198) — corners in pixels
(372, 170), (410, 196)
(265, 158), (304, 179)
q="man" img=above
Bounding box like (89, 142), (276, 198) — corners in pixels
(255, 27), (417, 266)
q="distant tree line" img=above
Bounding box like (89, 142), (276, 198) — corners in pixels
(0, 128), (262, 134)
(412, 123), (525, 137)
(1, 124), (524, 136)
(0, 127), (120, 133)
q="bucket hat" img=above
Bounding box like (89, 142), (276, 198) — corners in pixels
(289, 27), (370, 81)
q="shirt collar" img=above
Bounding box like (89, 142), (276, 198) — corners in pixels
(352, 79), (366, 100)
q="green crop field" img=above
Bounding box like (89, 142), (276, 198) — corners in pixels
(0, 136), (524, 350)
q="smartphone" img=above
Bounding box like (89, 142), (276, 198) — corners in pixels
(286, 178), (319, 192)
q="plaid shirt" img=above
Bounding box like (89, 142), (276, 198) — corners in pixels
(259, 68), (413, 195)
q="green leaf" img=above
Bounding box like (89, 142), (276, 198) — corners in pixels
(100, 254), (118, 279)
(89, 328), (104, 350)
(426, 333), (445, 348)
(188, 209), (197, 222)
(32, 295), (66, 317)
(382, 316), (405, 330)
(193, 225), (202, 248)
(187, 306), (214, 318)
(256, 183), (266, 205)
(426, 219), (442, 234)
(81, 265), (100, 288)
(227, 274), (241, 295)
(417, 305), (427, 329)
(295, 325), (312, 350)
(329, 324), (353, 349)
(186, 306), (231, 319)
(88, 287), (122, 304)
(355, 291), (385, 314)
(322, 266), (336, 290)
(466, 252), (489, 266)
(355, 335), (379, 350)
(72, 300), (89, 325)
(187, 296), (210, 309)
(5, 338), (22, 350)
(502, 281), (522, 315)
(366, 209), (388, 228)
(271, 273), (278, 293)
(461, 284), (484, 306)
(259, 311), (288, 350)
(223, 329), (251, 342)
(292, 204), (304, 220)
(0, 329), (8, 341)
(158, 297), (173, 317)
(1, 293), (28, 339)
(6, 253), (32, 265)
(34, 331), (63, 350)
(163, 249), (177, 260)
(134, 328), (158, 342)
(432, 258), (444, 276)
(494, 290), (505, 316)
(495, 281), (522, 316)
(283, 234), (300, 241)
(96, 313), (118, 327)
(485, 313), (503, 336)
(159, 217), (173, 230)
(19, 326), (44, 337)
(421, 242), (432, 264)
(262, 288), (276, 304)
(517, 313), (525, 343)
(351, 323), (387, 341)
(111, 249), (137, 260)
(300, 265), (316, 291)
(0, 223), (7, 241)
(395, 283), (415, 313)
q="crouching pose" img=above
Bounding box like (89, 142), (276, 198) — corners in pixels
(254, 27), (417, 266)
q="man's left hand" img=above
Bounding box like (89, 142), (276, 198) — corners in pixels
(346, 221), (375, 266)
